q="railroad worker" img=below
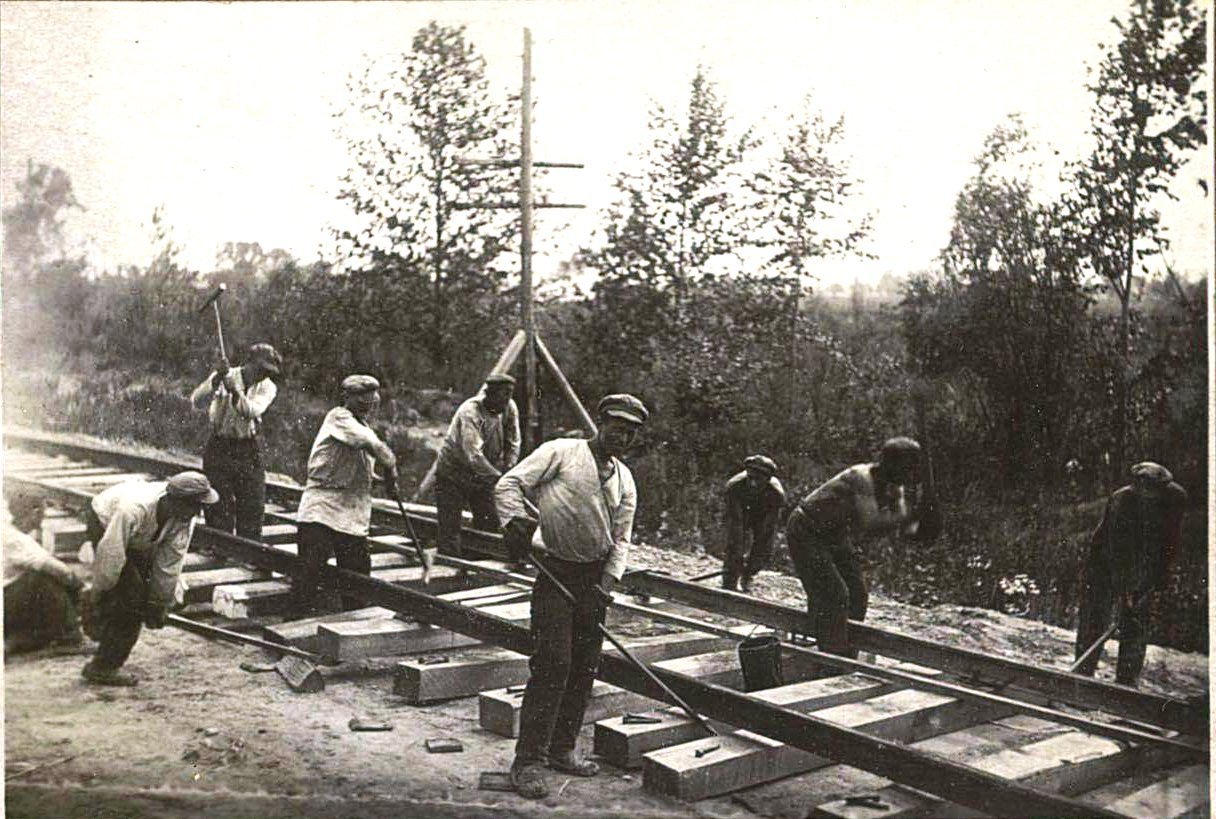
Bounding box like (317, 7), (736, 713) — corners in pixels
(190, 342), (283, 540)
(496, 393), (647, 800)
(722, 454), (786, 593)
(785, 437), (941, 658)
(79, 471), (219, 686)
(292, 375), (397, 613)
(434, 374), (520, 558)
(3, 491), (85, 656)
(1074, 461), (1187, 687)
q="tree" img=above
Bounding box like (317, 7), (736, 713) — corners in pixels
(334, 22), (518, 382)
(2, 160), (82, 280)
(747, 96), (872, 280)
(1068, 0), (1207, 477)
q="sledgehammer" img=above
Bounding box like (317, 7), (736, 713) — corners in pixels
(198, 283), (228, 359)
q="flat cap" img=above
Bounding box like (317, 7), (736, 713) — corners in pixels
(1131, 461), (1173, 485)
(597, 393), (648, 425)
(341, 374), (381, 395)
(485, 373), (516, 386)
(167, 471), (219, 504)
(743, 455), (778, 477)
(249, 343), (283, 375)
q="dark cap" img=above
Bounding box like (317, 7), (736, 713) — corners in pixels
(341, 374), (381, 396)
(485, 373), (516, 387)
(248, 343), (282, 375)
(743, 455), (778, 477)
(597, 393), (648, 425)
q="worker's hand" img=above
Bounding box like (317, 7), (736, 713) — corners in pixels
(143, 601), (168, 630)
(504, 516), (538, 562)
(420, 547), (438, 585)
(211, 358), (230, 389)
(383, 465), (399, 495)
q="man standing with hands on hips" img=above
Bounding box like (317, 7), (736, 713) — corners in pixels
(495, 393), (648, 800)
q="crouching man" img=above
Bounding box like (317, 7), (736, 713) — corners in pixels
(496, 394), (648, 799)
(80, 471), (218, 685)
(3, 490), (85, 655)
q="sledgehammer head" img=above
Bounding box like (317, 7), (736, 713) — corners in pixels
(198, 283), (227, 313)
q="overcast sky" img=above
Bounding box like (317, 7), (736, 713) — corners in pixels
(1, 0), (1211, 285)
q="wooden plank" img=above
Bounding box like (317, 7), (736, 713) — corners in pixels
(644, 689), (1002, 800)
(394, 631), (730, 705)
(260, 523), (298, 544)
(262, 607), (401, 652)
(316, 601), (532, 661)
(597, 673), (900, 769)
(48, 471), (153, 486)
(182, 552), (227, 572)
(9, 465), (120, 479)
(1100, 764), (1209, 819)
(180, 567), (271, 603)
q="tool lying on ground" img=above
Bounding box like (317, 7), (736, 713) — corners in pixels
(688, 569), (724, 583)
(348, 718), (393, 732)
(478, 771), (516, 792)
(1069, 620), (1121, 674)
(166, 614), (328, 693)
(424, 737), (464, 753)
(390, 486), (438, 584)
(529, 551), (719, 741)
(844, 794), (890, 810)
(198, 284), (229, 359)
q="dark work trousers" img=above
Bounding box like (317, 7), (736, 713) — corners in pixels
(3, 571), (79, 655)
(84, 508), (153, 671)
(785, 508), (868, 658)
(515, 556), (608, 766)
(724, 511), (777, 589)
(435, 470), (500, 558)
(292, 522), (371, 612)
(203, 436), (265, 541)
(1075, 573), (1150, 685)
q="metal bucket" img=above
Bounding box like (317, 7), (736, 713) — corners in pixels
(737, 635), (783, 692)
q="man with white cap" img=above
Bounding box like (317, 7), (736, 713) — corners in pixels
(79, 470), (219, 685)
(495, 393), (647, 800)
(292, 375), (397, 612)
(1074, 461), (1187, 686)
(785, 437), (941, 658)
(434, 373), (520, 557)
(722, 454), (786, 593)
(190, 341), (283, 540)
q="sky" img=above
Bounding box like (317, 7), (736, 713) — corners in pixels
(1, 0), (1212, 286)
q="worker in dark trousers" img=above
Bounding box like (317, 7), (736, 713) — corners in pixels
(292, 375), (397, 613)
(190, 342), (282, 540)
(3, 490), (85, 656)
(496, 394), (647, 800)
(722, 455), (786, 592)
(785, 437), (941, 657)
(1074, 461), (1187, 687)
(434, 374), (519, 557)
(80, 471), (218, 685)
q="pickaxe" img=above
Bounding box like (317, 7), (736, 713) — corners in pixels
(198, 284), (228, 359)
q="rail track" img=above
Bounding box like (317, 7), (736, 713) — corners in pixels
(3, 428), (1209, 818)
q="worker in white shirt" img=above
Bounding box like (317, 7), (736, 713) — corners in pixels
(3, 490), (85, 656)
(495, 393), (647, 800)
(80, 471), (218, 686)
(292, 375), (397, 613)
(190, 342), (282, 540)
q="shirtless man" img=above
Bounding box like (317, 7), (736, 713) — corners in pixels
(785, 437), (941, 657)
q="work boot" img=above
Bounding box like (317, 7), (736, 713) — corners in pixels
(81, 660), (138, 686)
(739, 575), (754, 594)
(721, 576), (738, 592)
(547, 751), (599, 777)
(510, 761), (549, 799)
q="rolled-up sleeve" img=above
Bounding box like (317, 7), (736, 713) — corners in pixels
(328, 408), (396, 470)
(229, 379), (277, 421)
(495, 442), (560, 527)
(603, 471), (637, 580)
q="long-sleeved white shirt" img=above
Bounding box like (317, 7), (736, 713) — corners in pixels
(190, 367), (277, 439)
(3, 520), (77, 589)
(297, 406), (396, 537)
(495, 438), (637, 580)
(436, 392), (520, 483)
(90, 480), (194, 604)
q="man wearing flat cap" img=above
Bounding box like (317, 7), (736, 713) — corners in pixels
(495, 393), (647, 799)
(190, 341), (283, 540)
(292, 375), (398, 612)
(722, 455), (786, 593)
(785, 437), (941, 657)
(1074, 461), (1187, 686)
(79, 471), (219, 685)
(433, 373), (520, 557)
